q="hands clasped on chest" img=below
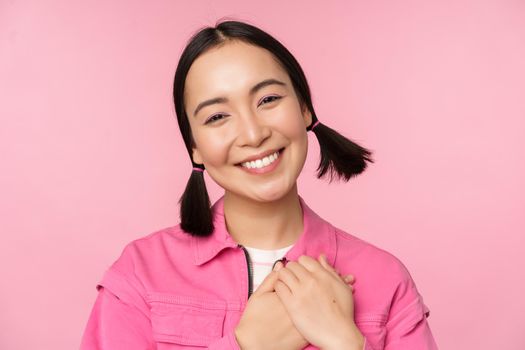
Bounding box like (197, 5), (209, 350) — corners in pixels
(234, 254), (365, 350)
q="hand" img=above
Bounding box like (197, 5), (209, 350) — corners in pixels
(317, 254), (364, 350)
(234, 264), (309, 350)
(274, 254), (363, 350)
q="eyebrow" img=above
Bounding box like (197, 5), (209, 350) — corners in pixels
(192, 78), (287, 117)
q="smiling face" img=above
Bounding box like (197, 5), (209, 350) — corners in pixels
(184, 40), (312, 203)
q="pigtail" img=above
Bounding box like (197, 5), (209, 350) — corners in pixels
(307, 114), (374, 183)
(178, 163), (214, 237)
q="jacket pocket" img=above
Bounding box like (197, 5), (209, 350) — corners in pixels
(146, 292), (227, 347)
(355, 313), (388, 350)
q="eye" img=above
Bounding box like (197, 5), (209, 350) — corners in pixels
(204, 113), (227, 124)
(204, 96), (282, 125)
(259, 95), (282, 106)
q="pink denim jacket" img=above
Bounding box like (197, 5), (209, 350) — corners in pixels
(80, 195), (438, 349)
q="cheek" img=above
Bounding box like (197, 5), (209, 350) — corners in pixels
(193, 132), (230, 166)
(273, 107), (307, 139)
(270, 109), (309, 164)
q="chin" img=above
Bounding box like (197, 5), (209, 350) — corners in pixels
(252, 184), (296, 203)
(225, 173), (298, 202)
(254, 192), (284, 203)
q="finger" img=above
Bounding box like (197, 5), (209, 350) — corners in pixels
(285, 260), (312, 282)
(318, 254), (340, 278)
(322, 257), (351, 285)
(343, 274), (355, 283)
(252, 261), (282, 297)
(274, 280), (293, 304)
(297, 255), (324, 274)
(276, 266), (301, 291)
(320, 254), (338, 275)
(317, 254), (341, 281)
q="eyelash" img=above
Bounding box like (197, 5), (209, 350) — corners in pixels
(204, 95), (282, 124)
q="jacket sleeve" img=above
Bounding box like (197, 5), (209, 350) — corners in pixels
(79, 285), (156, 350)
(79, 241), (156, 349)
(382, 262), (439, 349)
(80, 243), (243, 350)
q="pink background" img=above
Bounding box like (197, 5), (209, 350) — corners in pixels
(1, 0), (524, 349)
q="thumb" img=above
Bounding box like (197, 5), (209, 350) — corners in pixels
(251, 261), (283, 297)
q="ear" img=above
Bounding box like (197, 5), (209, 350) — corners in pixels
(301, 102), (313, 129)
(192, 147), (203, 165)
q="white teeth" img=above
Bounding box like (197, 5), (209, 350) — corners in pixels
(241, 150), (280, 169)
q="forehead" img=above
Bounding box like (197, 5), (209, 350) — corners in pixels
(184, 41), (289, 104)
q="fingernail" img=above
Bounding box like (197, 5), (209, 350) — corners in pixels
(273, 262), (283, 271)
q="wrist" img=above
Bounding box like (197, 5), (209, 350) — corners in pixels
(322, 324), (364, 350)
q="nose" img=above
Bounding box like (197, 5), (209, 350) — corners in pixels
(237, 113), (272, 148)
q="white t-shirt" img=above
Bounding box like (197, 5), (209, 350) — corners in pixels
(243, 243), (294, 291)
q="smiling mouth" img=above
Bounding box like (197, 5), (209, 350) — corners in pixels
(235, 147), (285, 167)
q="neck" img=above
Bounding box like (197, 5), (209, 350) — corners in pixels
(223, 184), (303, 249)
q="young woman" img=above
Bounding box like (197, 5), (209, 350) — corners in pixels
(80, 20), (438, 350)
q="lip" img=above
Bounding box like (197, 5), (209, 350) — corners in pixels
(236, 147), (285, 175)
(235, 147), (284, 165)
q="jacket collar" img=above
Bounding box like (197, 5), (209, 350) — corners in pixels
(191, 194), (337, 267)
